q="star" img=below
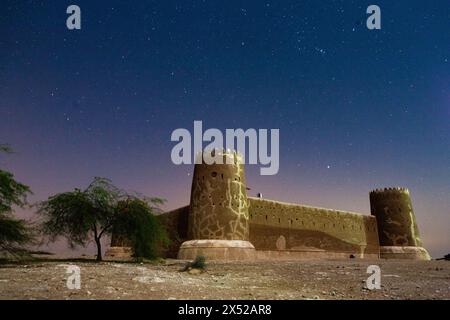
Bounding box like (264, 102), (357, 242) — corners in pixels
(314, 47), (326, 55)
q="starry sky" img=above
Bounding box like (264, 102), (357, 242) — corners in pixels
(0, 1), (449, 258)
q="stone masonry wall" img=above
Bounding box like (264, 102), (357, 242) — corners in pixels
(248, 197), (380, 257)
(157, 205), (189, 258)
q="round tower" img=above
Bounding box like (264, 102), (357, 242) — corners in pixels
(369, 187), (430, 260)
(177, 149), (256, 260)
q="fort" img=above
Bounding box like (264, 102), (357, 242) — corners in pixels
(107, 150), (430, 261)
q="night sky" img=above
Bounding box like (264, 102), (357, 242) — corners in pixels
(1, 1), (449, 257)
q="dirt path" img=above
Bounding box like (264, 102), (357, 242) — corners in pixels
(0, 259), (449, 300)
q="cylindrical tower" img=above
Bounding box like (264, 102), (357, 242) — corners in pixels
(188, 150), (249, 240)
(369, 187), (430, 260)
(178, 150), (255, 260)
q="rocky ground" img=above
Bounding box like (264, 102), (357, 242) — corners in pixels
(0, 258), (449, 300)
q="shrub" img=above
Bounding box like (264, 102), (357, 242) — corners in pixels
(114, 198), (169, 260)
(181, 255), (206, 271)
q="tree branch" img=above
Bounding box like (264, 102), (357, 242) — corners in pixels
(98, 223), (113, 239)
(93, 223), (98, 240)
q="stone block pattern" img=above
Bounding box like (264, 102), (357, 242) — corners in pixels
(247, 197), (380, 257)
(188, 152), (250, 241)
(370, 188), (423, 247)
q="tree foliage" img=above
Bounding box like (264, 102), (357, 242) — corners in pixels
(0, 215), (34, 254)
(0, 170), (30, 214)
(38, 177), (168, 261)
(0, 144), (13, 154)
(38, 177), (121, 261)
(114, 198), (169, 260)
(0, 145), (34, 255)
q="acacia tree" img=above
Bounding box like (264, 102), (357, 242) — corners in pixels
(0, 144), (34, 255)
(38, 178), (168, 261)
(38, 177), (121, 261)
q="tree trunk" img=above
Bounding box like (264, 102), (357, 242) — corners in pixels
(95, 237), (102, 262)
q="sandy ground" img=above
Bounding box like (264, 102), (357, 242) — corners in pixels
(0, 258), (449, 300)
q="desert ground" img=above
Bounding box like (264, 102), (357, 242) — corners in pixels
(0, 258), (449, 300)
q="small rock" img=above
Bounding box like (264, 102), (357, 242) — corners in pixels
(188, 268), (203, 275)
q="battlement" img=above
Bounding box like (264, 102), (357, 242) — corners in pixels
(194, 149), (244, 166)
(369, 187), (410, 196)
(249, 197), (370, 218)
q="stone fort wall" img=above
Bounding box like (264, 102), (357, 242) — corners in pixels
(157, 206), (189, 258)
(247, 197), (380, 259)
(109, 151), (429, 260)
(159, 198), (380, 259)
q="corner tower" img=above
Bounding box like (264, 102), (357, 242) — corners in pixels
(369, 187), (430, 260)
(177, 150), (256, 260)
